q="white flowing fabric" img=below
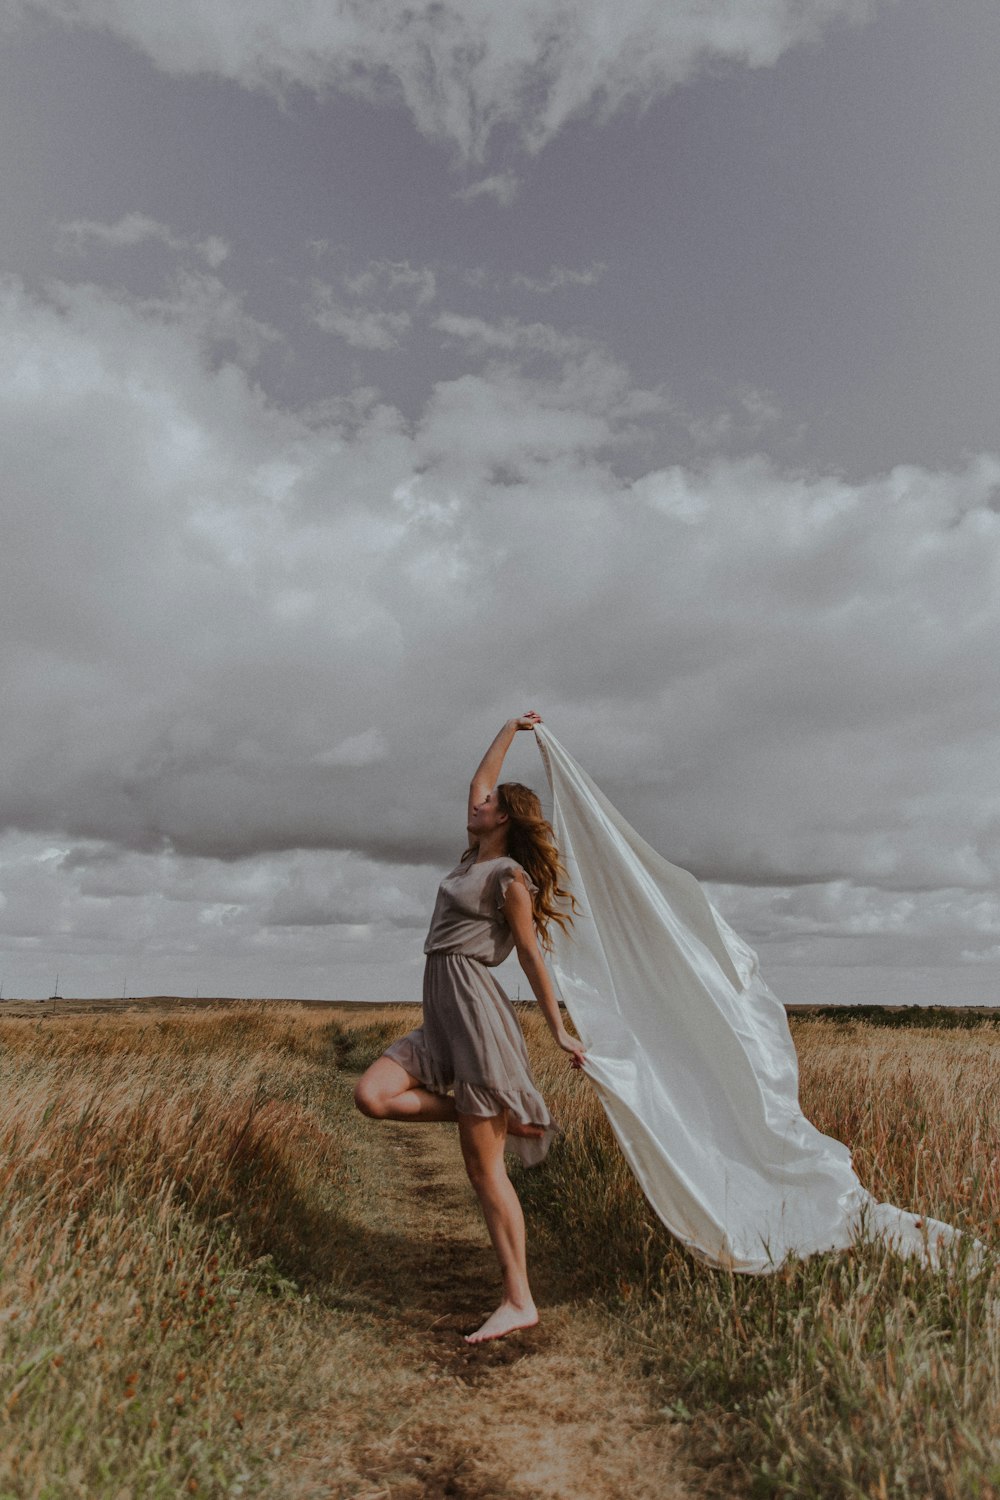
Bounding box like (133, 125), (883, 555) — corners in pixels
(534, 724), (974, 1274)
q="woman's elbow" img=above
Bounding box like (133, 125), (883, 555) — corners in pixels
(515, 941), (541, 973)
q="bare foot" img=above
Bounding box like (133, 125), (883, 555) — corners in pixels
(464, 1299), (539, 1344)
(506, 1118), (545, 1139)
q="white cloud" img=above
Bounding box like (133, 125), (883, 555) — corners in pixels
(709, 880), (1000, 947)
(961, 945), (1000, 965)
(511, 263), (606, 293)
(0, 831), (431, 998)
(681, 383), (788, 448)
(306, 279), (412, 348)
(10, 0), (879, 159)
(2, 269), (1000, 995)
(135, 269), (281, 364)
(313, 727), (389, 767)
(434, 310), (595, 361)
(453, 170), (520, 206)
(343, 259), (437, 307)
(57, 212), (230, 267)
(303, 259), (436, 350)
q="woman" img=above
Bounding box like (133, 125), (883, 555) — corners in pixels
(354, 711), (585, 1344)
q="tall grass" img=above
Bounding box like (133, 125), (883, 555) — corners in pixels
(514, 1014), (1000, 1498)
(3, 1001), (997, 1497)
(0, 1003), (415, 1498)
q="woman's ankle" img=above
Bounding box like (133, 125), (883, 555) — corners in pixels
(503, 1284), (535, 1311)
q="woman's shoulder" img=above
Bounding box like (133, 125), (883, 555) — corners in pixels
(455, 848), (520, 870)
(453, 850), (532, 883)
(486, 853), (531, 878)
(494, 856), (539, 894)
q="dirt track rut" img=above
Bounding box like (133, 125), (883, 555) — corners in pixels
(332, 1116), (694, 1500)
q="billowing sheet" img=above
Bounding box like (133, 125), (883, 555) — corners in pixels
(533, 724), (972, 1273)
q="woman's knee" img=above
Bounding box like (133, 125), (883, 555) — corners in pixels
(459, 1119), (507, 1189)
(354, 1055), (422, 1119)
(353, 1075), (387, 1118)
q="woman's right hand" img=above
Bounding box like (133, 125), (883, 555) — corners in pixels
(555, 1028), (586, 1070)
(513, 710), (543, 731)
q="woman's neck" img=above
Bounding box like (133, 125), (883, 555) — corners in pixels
(474, 830), (509, 863)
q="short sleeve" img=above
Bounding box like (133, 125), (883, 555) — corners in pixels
(495, 861), (539, 913)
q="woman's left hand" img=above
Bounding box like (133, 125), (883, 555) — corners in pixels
(514, 710), (543, 730)
(555, 1028), (586, 1070)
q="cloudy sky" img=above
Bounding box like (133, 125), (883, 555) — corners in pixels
(1, 0), (998, 1003)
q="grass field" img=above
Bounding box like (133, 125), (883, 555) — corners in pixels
(0, 1004), (424, 1497)
(0, 1001), (997, 1497)
(515, 1010), (1000, 1498)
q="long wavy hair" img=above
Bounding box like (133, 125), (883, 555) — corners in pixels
(491, 781), (580, 952)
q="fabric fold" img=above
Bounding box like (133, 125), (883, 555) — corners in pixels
(385, 1030), (559, 1167)
(533, 723), (980, 1273)
(383, 949), (560, 1167)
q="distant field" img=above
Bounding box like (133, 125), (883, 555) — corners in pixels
(0, 995), (391, 1019)
(2, 994), (998, 1026)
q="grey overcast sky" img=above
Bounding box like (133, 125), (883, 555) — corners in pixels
(1, 0), (998, 1003)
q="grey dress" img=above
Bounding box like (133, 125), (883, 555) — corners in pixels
(382, 848), (560, 1166)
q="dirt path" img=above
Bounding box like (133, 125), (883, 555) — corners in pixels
(304, 1114), (696, 1500)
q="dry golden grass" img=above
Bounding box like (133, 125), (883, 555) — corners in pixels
(514, 1011), (1000, 1499)
(794, 1020), (999, 1232)
(0, 1003), (423, 1497)
(2, 1000), (997, 1499)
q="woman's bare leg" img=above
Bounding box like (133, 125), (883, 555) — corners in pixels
(354, 1055), (458, 1122)
(458, 1111), (538, 1344)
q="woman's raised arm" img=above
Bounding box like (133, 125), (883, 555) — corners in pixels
(467, 712), (542, 825)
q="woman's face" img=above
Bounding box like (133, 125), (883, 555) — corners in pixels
(468, 788), (508, 836)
